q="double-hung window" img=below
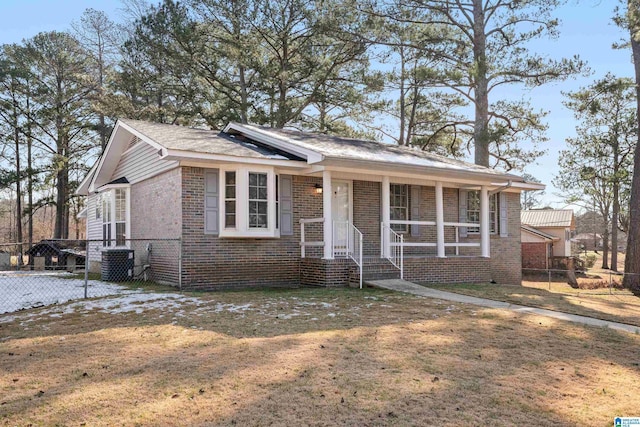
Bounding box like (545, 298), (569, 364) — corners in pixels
(102, 194), (111, 246)
(220, 167), (278, 237)
(467, 190), (498, 234)
(390, 184), (408, 232)
(99, 187), (130, 247)
(225, 171), (236, 228)
(248, 172), (268, 228)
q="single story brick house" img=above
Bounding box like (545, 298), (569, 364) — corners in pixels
(77, 119), (544, 290)
(521, 209), (576, 270)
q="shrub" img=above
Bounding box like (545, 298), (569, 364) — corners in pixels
(584, 254), (597, 269)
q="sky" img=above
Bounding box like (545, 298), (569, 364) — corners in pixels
(0, 0), (634, 210)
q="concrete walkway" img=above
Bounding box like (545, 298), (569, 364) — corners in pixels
(368, 279), (640, 334)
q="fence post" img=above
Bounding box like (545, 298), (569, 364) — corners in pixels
(548, 268), (551, 291)
(178, 238), (183, 291)
(84, 239), (89, 299)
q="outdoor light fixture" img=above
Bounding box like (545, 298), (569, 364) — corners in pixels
(314, 183), (323, 194)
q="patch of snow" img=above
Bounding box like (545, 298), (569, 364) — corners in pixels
(0, 272), (136, 314)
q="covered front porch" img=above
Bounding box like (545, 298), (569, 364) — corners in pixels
(297, 170), (507, 288)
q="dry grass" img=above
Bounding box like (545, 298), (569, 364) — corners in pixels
(1, 287), (640, 426)
(426, 280), (640, 328)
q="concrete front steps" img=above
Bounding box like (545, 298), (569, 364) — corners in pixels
(349, 257), (401, 287)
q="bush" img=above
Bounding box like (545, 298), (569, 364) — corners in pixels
(584, 254), (597, 269)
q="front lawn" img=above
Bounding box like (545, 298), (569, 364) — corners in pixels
(1, 287), (639, 426)
(425, 280), (640, 327)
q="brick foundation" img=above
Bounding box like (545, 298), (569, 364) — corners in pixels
(404, 256), (491, 284)
(300, 258), (353, 287)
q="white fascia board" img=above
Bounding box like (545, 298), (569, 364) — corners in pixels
(88, 120), (156, 193)
(493, 181), (546, 191)
(117, 120), (167, 153)
(224, 122), (323, 163)
(521, 227), (559, 242)
(164, 149), (309, 169)
(76, 206), (88, 219)
(76, 161), (99, 196)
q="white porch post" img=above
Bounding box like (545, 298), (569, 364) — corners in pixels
(435, 181), (445, 258)
(381, 175), (390, 258)
(323, 170), (333, 259)
(480, 185), (490, 257)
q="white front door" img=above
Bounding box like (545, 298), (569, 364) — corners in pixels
(332, 180), (352, 256)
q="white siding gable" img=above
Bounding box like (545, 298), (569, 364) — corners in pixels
(111, 140), (178, 184)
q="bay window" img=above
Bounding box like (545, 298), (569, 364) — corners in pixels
(220, 166), (278, 237)
(99, 187), (130, 247)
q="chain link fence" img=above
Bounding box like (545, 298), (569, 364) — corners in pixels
(522, 267), (640, 295)
(0, 239), (181, 315)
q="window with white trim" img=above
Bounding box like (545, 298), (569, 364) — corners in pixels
(248, 172), (268, 228)
(220, 167), (278, 237)
(225, 171), (236, 228)
(102, 194), (111, 246)
(100, 188), (129, 247)
(115, 189), (127, 246)
(390, 183), (408, 232)
(467, 190), (498, 234)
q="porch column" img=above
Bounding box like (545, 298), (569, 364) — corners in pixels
(323, 170), (333, 259)
(381, 175), (390, 258)
(480, 185), (490, 257)
(435, 181), (445, 258)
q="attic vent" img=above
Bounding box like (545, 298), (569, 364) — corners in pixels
(127, 136), (141, 150)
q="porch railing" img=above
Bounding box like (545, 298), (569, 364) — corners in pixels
(381, 222), (404, 280)
(334, 221), (364, 289)
(300, 218), (324, 258)
(388, 220), (481, 255)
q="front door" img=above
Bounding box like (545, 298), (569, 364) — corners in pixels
(332, 180), (352, 256)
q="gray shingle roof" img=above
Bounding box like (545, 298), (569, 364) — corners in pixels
(521, 210), (574, 228)
(119, 119), (300, 160)
(236, 123), (519, 178)
(118, 119), (525, 180)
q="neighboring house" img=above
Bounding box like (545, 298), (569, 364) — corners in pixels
(521, 209), (576, 270)
(573, 233), (602, 251)
(520, 225), (558, 270)
(76, 119), (544, 290)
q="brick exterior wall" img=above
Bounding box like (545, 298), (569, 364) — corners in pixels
(404, 257), (491, 284)
(173, 167), (523, 289)
(353, 180), (380, 256)
(131, 168), (182, 239)
(522, 242), (548, 270)
(180, 168), (323, 290)
(488, 192), (522, 284)
(127, 168), (182, 285)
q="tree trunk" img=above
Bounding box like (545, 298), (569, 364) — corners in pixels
(26, 92), (33, 250)
(472, 0), (490, 167)
(624, 2), (640, 293)
(398, 47), (406, 146)
(13, 101), (23, 245)
(601, 230), (610, 269)
(611, 175), (620, 272)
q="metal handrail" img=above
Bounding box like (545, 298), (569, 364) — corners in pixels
(380, 222), (404, 280)
(347, 223), (364, 289)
